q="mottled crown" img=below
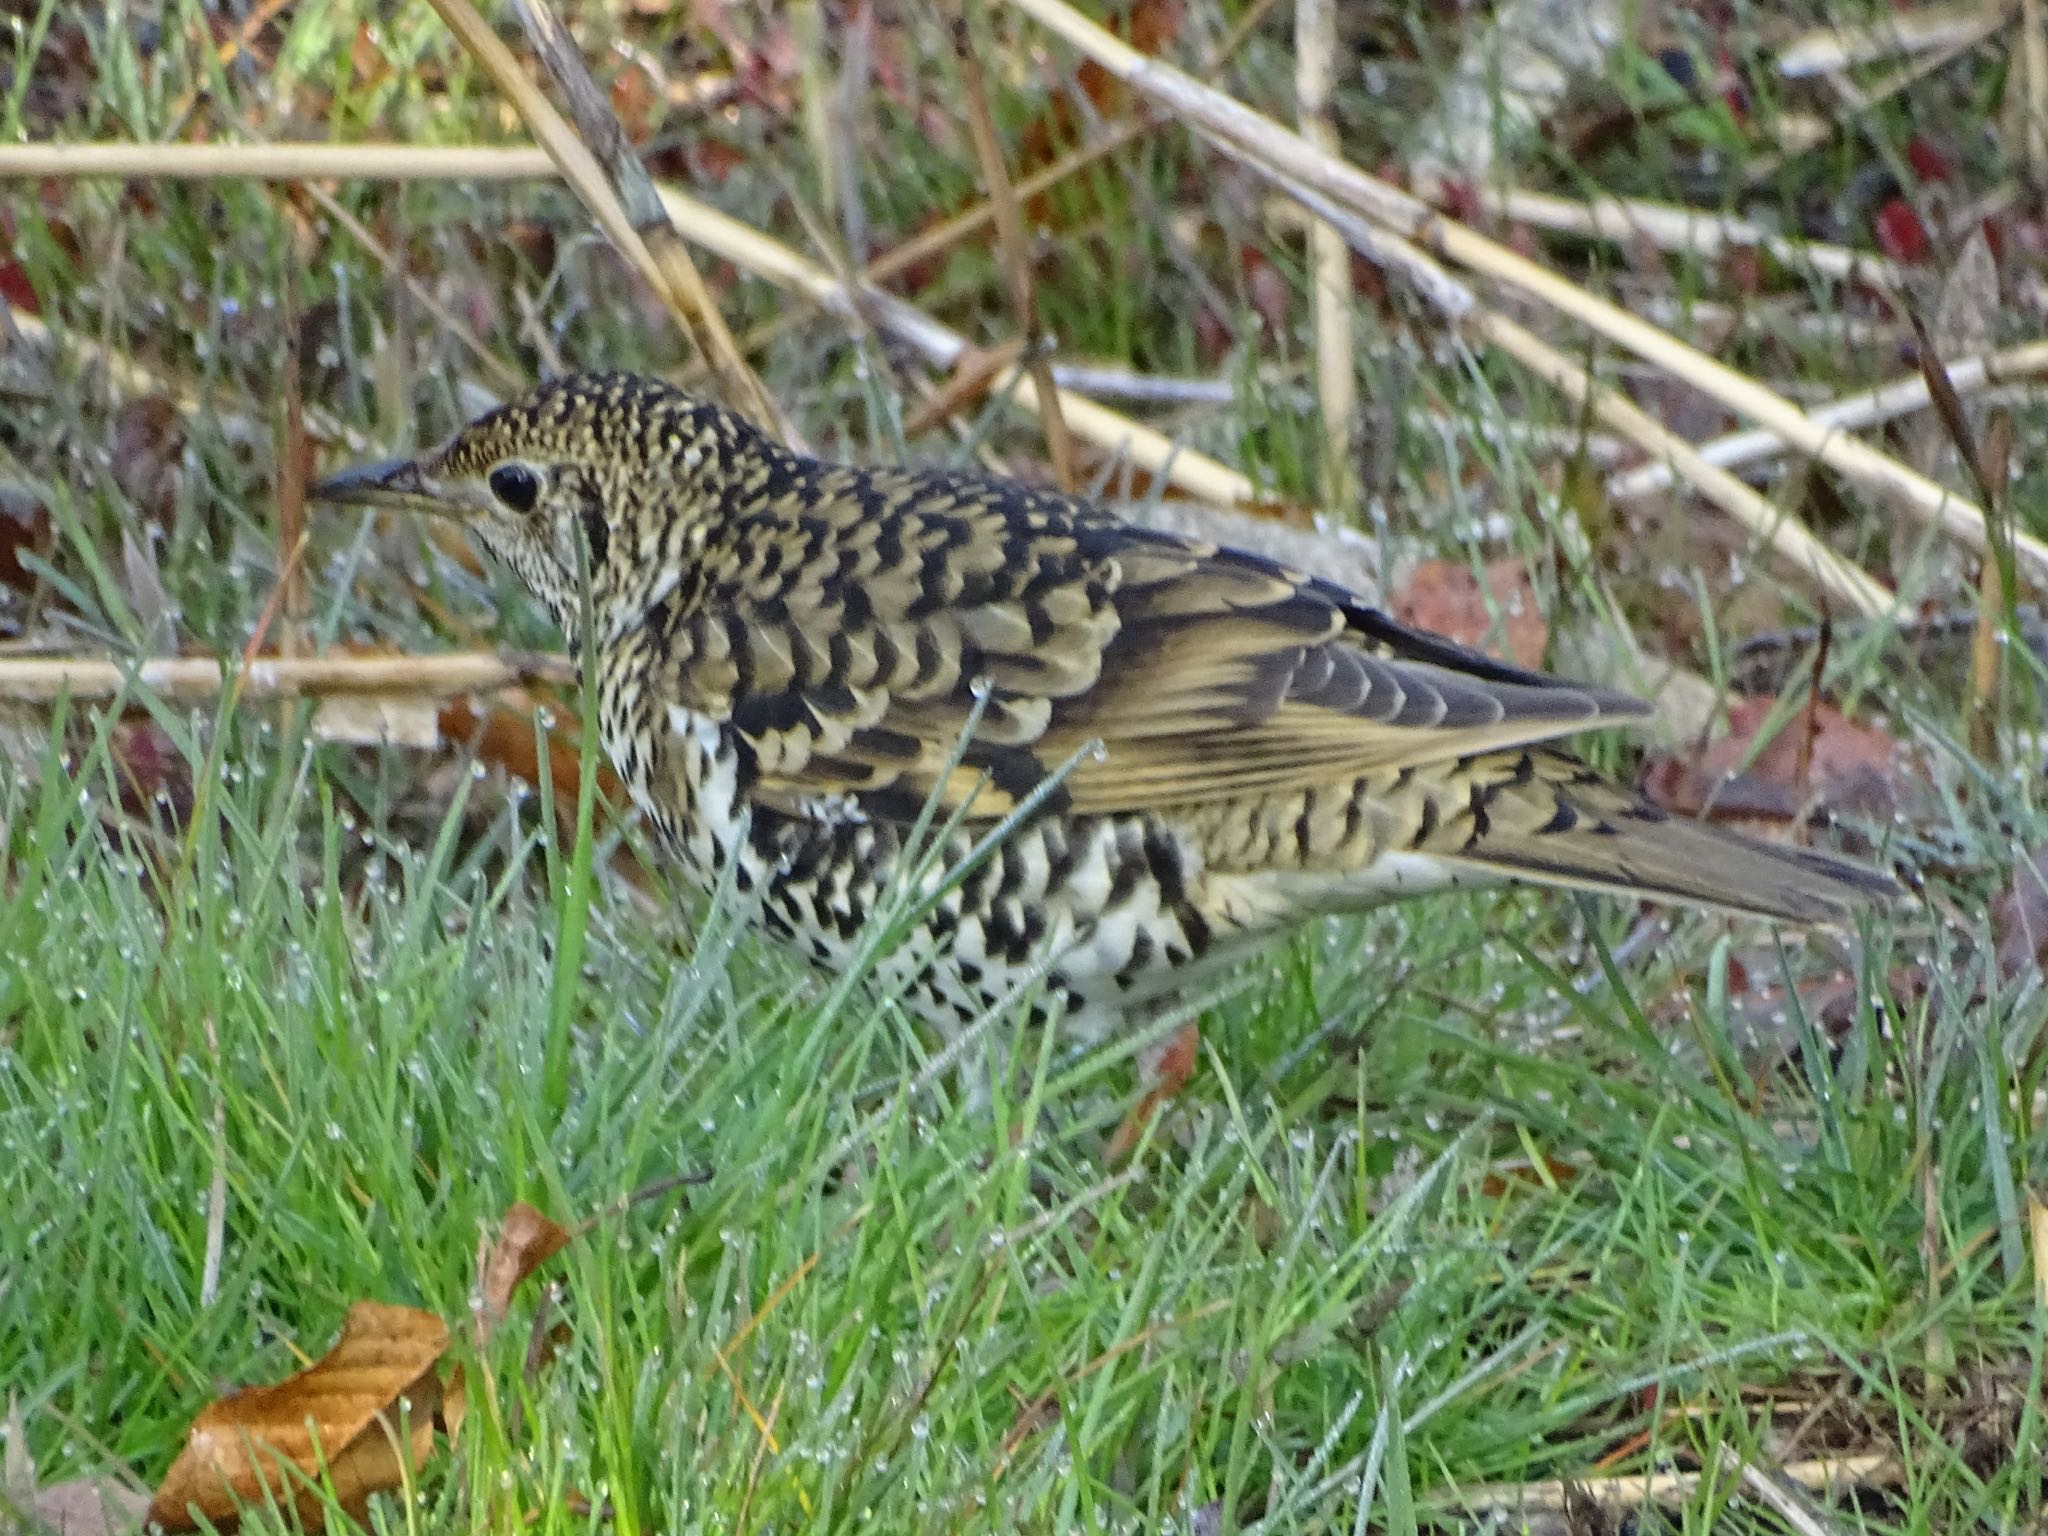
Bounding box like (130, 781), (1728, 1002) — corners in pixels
(437, 371), (763, 478)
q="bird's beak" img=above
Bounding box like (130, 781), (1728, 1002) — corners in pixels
(310, 457), (451, 516)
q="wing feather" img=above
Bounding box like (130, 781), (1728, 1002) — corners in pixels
(667, 470), (1649, 824)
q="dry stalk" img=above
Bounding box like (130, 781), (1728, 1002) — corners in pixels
(0, 652), (570, 704)
(1295, 0), (1355, 513)
(1442, 1453), (1903, 1518)
(0, 142), (556, 180)
(1458, 184), (1904, 292)
(952, 12), (1077, 491)
(506, 0), (790, 441)
(1609, 339), (2048, 502)
(1776, 0), (2015, 77)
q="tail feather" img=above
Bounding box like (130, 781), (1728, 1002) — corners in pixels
(1424, 750), (1901, 926)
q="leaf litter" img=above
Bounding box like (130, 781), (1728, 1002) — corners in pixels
(7, 1198), (586, 1535)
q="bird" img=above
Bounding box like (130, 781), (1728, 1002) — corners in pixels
(315, 370), (1899, 1135)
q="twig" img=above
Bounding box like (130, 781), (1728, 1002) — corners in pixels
(2023, 0), (2048, 185)
(0, 651), (571, 703)
(1608, 339), (2048, 502)
(952, 13), (1077, 492)
(1777, 1), (2014, 77)
(510, 0), (789, 441)
(999, 0), (2048, 585)
(1724, 1449), (1852, 1536)
(1440, 1453), (1903, 1516)
(0, 142), (556, 179)
(1968, 410), (2015, 756)
(1452, 184), (1904, 292)
(1296, 0), (1355, 513)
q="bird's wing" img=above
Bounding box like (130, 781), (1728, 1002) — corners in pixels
(659, 471), (1650, 823)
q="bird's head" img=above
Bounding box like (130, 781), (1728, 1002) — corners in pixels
(313, 371), (756, 646)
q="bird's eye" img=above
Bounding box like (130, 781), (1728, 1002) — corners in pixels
(487, 462), (541, 513)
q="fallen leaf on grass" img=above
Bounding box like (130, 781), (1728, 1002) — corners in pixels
(476, 1202), (573, 1344)
(0, 1396), (148, 1536)
(1390, 558), (1548, 669)
(0, 480), (53, 596)
(148, 1302), (449, 1533)
(1991, 843), (2048, 983)
(108, 395), (187, 528)
(1641, 695), (1910, 830)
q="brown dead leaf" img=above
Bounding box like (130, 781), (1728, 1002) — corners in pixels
(0, 479), (53, 596)
(1992, 843), (2048, 982)
(148, 1302), (449, 1533)
(108, 396), (187, 528)
(476, 1202), (572, 1344)
(110, 719), (195, 831)
(438, 694), (622, 812)
(5, 1394), (152, 1536)
(1641, 695), (1909, 829)
(1390, 558), (1548, 669)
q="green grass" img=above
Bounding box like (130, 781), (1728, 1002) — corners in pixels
(5, 0), (2048, 1531)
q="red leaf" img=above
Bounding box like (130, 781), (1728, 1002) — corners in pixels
(1874, 198), (1930, 264)
(1391, 559), (1548, 669)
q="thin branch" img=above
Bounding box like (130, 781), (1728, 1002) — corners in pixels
(1452, 183), (1904, 292)
(0, 651), (571, 704)
(1296, 0), (1355, 513)
(953, 12), (1077, 491)
(1440, 1453), (1903, 1517)
(0, 142), (556, 179)
(1776, 0), (2014, 78)
(1608, 339), (2048, 502)
(504, 0), (790, 441)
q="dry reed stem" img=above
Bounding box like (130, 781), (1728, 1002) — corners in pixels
(1776, 0), (2014, 77)
(0, 652), (570, 703)
(1000, 0), (2048, 586)
(953, 14), (1077, 492)
(1295, 0), (1355, 512)
(1443, 1453), (1903, 1517)
(1460, 184), (1904, 291)
(504, 0), (790, 441)
(1608, 339), (2048, 501)
(0, 142), (557, 180)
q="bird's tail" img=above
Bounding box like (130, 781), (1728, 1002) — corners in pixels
(1421, 748), (1901, 926)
